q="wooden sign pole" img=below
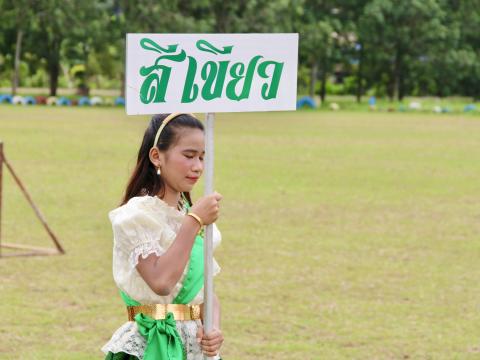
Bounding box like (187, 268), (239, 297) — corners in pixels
(0, 142), (3, 258)
(203, 112), (215, 360)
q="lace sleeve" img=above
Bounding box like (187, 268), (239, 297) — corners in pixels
(110, 199), (176, 270)
(129, 241), (165, 268)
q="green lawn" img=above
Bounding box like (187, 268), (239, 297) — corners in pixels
(0, 106), (479, 359)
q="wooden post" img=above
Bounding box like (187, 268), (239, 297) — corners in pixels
(0, 142), (65, 257)
(3, 156), (65, 254)
(203, 113), (215, 360)
(0, 142), (3, 258)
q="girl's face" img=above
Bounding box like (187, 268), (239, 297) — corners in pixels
(160, 128), (205, 195)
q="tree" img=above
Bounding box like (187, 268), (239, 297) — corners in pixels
(61, 1), (113, 95)
(359, 0), (447, 101)
(0, 0), (35, 95)
(297, 1), (344, 102)
(333, 0), (371, 103)
(447, 0), (480, 99)
(28, 0), (79, 96)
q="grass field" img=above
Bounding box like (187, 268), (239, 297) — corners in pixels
(0, 106), (479, 359)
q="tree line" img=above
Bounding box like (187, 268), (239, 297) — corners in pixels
(0, 0), (478, 101)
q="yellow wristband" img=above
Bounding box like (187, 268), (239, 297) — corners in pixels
(187, 212), (203, 228)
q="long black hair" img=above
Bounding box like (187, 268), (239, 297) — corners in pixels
(121, 113), (204, 206)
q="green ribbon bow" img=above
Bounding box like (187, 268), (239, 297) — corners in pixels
(119, 197), (205, 360)
(135, 312), (186, 360)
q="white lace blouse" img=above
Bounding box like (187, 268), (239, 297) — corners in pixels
(101, 195), (222, 360)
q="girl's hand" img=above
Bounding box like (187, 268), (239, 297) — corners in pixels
(196, 326), (224, 357)
(190, 192), (222, 225)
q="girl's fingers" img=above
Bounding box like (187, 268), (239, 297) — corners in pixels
(202, 329), (222, 340)
(200, 328), (223, 355)
(213, 192), (223, 201)
(201, 341), (223, 350)
(201, 340), (223, 355)
(201, 336), (223, 354)
(202, 346), (219, 353)
(202, 346), (220, 356)
(201, 337), (223, 347)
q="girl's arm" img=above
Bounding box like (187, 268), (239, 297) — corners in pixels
(136, 192), (222, 296)
(136, 216), (201, 295)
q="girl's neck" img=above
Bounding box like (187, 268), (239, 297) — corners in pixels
(159, 189), (181, 209)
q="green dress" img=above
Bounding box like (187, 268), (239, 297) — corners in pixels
(103, 195), (222, 360)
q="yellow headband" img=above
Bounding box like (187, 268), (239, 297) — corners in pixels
(152, 113), (194, 148)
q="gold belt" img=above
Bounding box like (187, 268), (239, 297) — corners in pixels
(127, 303), (203, 321)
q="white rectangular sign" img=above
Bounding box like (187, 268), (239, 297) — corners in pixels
(125, 33), (298, 115)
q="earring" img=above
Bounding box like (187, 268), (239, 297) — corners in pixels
(157, 167), (161, 176)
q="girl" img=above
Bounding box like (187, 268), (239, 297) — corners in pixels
(102, 113), (224, 360)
